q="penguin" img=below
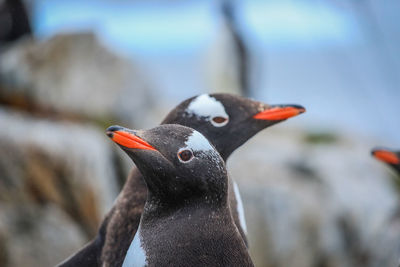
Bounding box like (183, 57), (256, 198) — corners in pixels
(58, 93), (305, 267)
(0, 0), (31, 44)
(107, 124), (254, 267)
(371, 148), (400, 174)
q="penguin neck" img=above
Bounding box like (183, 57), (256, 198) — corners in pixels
(142, 190), (229, 222)
(141, 169), (229, 217)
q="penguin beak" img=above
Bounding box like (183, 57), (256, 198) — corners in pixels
(372, 148), (400, 165)
(106, 125), (156, 151)
(253, 104), (306, 121)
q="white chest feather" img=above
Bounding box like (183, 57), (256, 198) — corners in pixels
(233, 181), (248, 234)
(122, 227), (147, 267)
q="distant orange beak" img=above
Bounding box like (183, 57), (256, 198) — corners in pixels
(372, 150), (400, 165)
(253, 105), (306, 121)
(107, 128), (156, 151)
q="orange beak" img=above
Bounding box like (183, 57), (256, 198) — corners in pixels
(253, 105), (306, 121)
(372, 149), (400, 165)
(106, 126), (156, 151)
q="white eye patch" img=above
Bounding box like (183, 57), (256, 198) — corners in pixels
(184, 130), (214, 152)
(179, 130), (223, 169)
(186, 94), (229, 127)
(178, 130), (217, 162)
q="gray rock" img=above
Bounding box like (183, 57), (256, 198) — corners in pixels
(0, 33), (154, 127)
(0, 107), (120, 266)
(0, 204), (86, 267)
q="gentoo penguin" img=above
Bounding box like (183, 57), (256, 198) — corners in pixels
(58, 94), (305, 267)
(372, 148), (400, 174)
(107, 124), (254, 267)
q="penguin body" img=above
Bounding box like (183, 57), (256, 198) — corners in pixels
(108, 124), (254, 267)
(59, 94), (305, 267)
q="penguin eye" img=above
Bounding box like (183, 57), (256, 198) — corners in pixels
(211, 116), (228, 127)
(178, 149), (194, 163)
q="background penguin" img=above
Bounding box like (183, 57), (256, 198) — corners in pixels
(0, 0), (31, 44)
(371, 148), (400, 267)
(58, 93), (305, 267)
(372, 148), (400, 175)
(107, 124), (254, 267)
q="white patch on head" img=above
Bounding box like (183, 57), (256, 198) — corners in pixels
(233, 181), (248, 234)
(178, 130), (222, 166)
(186, 94), (229, 127)
(184, 130), (214, 152)
(179, 130), (224, 173)
(122, 227), (147, 267)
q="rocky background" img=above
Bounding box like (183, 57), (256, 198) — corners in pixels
(0, 33), (399, 267)
(0, 33), (156, 266)
(1, 1), (400, 266)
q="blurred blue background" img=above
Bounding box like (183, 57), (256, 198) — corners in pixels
(33, 0), (400, 145)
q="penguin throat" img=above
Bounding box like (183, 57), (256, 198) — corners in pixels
(144, 191), (228, 218)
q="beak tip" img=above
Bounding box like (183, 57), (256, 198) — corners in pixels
(254, 104), (306, 121)
(291, 104), (306, 114)
(106, 125), (124, 138)
(107, 125), (123, 132)
(105, 126), (156, 151)
(106, 131), (114, 138)
(371, 148), (400, 165)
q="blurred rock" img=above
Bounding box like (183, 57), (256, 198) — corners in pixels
(0, 204), (85, 267)
(228, 127), (400, 267)
(0, 107), (120, 266)
(0, 33), (154, 127)
(0, 31), (159, 267)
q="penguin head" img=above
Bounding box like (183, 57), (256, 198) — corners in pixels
(107, 124), (228, 205)
(371, 147), (400, 174)
(162, 93), (305, 160)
